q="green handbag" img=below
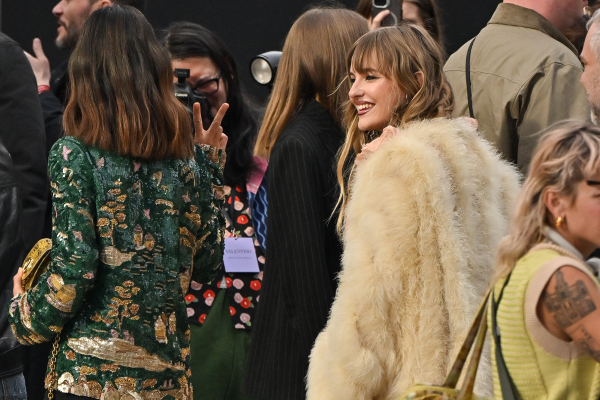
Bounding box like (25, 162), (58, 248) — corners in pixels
(400, 286), (491, 400)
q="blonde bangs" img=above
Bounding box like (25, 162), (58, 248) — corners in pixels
(347, 31), (395, 79)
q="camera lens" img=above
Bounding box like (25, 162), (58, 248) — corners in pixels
(251, 58), (273, 85)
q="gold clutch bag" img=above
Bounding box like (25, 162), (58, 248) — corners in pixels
(21, 239), (52, 291)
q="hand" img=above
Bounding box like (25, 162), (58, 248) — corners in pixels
(369, 10), (390, 30)
(194, 102), (229, 150)
(23, 38), (51, 87)
(382, 125), (398, 137)
(13, 268), (24, 297)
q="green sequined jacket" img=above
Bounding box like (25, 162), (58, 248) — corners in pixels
(8, 136), (225, 400)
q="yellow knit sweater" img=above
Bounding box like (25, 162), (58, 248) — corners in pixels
(490, 244), (600, 400)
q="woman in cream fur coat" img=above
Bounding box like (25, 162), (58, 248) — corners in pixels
(306, 26), (521, 399)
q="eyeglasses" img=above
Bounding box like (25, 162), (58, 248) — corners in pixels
(192, 71), (222, 96)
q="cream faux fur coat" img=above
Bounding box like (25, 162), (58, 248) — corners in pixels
(307, 118), (521, 400)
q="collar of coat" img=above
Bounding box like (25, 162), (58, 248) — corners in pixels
(488, 3), (578, 57)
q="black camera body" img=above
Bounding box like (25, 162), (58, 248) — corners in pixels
(173, 68), (212, 131)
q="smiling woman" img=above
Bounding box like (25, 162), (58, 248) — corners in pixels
(348, 60), (404, 131)
(306, 25), (521, 400)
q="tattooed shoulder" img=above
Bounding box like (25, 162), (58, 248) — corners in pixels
(542, 269), (597, 330)
(575, 326), (600, 363)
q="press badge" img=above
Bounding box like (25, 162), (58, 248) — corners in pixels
(223, 237), (260, 273)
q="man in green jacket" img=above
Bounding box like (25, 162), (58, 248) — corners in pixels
(444, 0), (590, 174)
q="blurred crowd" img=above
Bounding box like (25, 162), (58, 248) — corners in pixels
(1, 1), (600, 400)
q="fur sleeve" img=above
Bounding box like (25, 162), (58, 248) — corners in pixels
(307, 118), (520, 400)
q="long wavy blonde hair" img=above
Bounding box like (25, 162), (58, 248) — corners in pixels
(495, 121), (600, 279)
(335, 24), (454, 233)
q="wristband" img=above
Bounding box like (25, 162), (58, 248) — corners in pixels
(38, 85), (50, 94)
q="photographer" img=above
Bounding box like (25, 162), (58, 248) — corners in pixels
(163, 22), (266, 400)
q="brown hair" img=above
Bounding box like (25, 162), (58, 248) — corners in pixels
(495, 121), (600, 279)
(336, 25), (454, 232)
(404, 0), (443, 44)
(63, 5), (193, 160)
(356, 0), (371, 20)
(111, 0), (147, 12)
(253, 8), (368, 158)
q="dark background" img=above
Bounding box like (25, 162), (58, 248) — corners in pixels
(1, 0), (501, 103)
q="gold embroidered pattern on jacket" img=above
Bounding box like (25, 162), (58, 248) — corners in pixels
(45, 274), (76, 313)
(100, 247), (135, 267)
(67, 337), (185, 372)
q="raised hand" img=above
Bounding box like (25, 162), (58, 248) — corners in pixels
(194, 102), (229, 150)
(23, 38), (51, 86)
(370, 10), (390, 30)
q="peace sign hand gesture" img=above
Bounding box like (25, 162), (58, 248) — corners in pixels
(194, 102), (229, 150)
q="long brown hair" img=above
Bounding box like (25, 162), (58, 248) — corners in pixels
(253, 8), (368, 158)
(63, 5), (193, 160)
(336, 25), (454, 232)
(495, 121), (600, 279)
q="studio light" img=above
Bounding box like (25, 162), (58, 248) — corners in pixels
(250, 51), (282, 86)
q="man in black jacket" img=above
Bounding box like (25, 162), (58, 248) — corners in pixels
(0, 140), (26, 400)
(0, 33), (47, 400)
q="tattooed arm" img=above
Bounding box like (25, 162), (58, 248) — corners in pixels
(537, 266), (600, 361)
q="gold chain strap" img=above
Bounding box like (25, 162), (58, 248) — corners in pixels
(46, 333), (61, 400)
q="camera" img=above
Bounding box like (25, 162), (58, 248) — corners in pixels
(173, 68), (212, 131)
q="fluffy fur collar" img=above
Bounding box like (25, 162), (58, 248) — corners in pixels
(307, 118), (521, 400)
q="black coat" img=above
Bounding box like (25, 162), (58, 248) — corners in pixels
(244, 100), (344, 400)
(0, 139), (23, 379)
(39, 59), (68, 156)
(0, 33), (47, 274)
(0, 33), (47, 377)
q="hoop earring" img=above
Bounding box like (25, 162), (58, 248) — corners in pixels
(556, 216), (564, 228)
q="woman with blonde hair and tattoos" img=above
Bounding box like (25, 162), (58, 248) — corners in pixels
(489, 121), (600, 400)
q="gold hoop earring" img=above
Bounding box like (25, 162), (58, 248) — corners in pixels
(556, 216), (563, 228)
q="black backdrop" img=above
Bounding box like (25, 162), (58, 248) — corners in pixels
(1, 0), (501, 102)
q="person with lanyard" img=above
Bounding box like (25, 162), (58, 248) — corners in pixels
(162, 22), (267, 400)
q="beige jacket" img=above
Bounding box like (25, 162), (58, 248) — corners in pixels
(306, 118), (521, 400)
(444, 3), (590, 173)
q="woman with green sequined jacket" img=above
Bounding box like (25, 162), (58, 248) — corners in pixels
(7, 6), (228, 400)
